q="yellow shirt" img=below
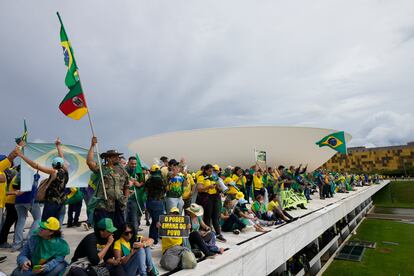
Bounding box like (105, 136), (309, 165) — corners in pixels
(197, 175), (217, 195)
(195, 170), (202, 179)
(267, 200), (279, 211)
(114, 237), (131, 256)
(232, 174), (246, 188)
(253, 175), (263, 190)
(5, 176), (17, 204)
(0, 158), (11, 172)
(182, 174), (195, 200)
(0, 172), (6, 208)
(162, 237), (183, 253)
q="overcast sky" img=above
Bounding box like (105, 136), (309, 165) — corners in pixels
(1, 0), (414, 156)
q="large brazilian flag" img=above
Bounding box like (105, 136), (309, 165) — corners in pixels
(20, 143), (92, 191)
(316, 131), (347, 154)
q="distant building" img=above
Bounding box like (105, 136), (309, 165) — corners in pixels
(322, 142), (414, 176)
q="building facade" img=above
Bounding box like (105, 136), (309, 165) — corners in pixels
(323, 142), (414, 175)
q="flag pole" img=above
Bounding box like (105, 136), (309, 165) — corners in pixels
(56, 11), (107, 200)
(86, 111), (108, 200)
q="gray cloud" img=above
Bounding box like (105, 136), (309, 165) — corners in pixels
(1, 0), (414, 157)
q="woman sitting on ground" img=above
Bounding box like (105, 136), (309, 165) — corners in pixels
(251, 194), (274, 221)
(12, 217), (69, 276)
(186, 203), (224, 258)
(268, 194), (296, 223)
(113, 223), (158, 276)
(67, 218), (123, 276)
(220, 197), (247, 234)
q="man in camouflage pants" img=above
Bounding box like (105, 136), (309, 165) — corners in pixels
(86, 137), (129, 238)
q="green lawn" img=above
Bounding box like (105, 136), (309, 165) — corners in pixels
(373, 181), (414, 208)
(324, 219), (414, 276)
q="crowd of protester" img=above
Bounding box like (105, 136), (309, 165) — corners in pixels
(0, 137), (383, 275)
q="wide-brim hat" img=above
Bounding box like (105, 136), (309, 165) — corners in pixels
(186, 203), (204, 217)
(100, 150), (123, 159)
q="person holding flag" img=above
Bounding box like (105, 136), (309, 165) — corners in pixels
(125, 155), (146, 234)
(86, 137), (130, 238)
(16, 138), (69, 222)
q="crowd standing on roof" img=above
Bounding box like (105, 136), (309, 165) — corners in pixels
(0, 136), (383, 275)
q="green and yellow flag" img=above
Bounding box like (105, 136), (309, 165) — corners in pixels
(57, 12), (88, 120)
(15, 119), (28, 145)
(316, 131), (347, 154)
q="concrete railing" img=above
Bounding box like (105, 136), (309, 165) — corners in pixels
(174, 181), (390, 276)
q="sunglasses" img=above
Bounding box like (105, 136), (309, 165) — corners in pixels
(123, 231), (133, 235)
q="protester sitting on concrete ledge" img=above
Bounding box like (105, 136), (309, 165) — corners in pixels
(67, 218), (123, 276)
(186, 203), (224, 258)
(159, 207), (196, 271)
(268, 194), (296, 223)
(220, 197), (247, 234)
(113, 223), (158, 276)
(12, 217), (69, 276)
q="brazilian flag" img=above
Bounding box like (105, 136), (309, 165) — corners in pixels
(58, 12), (79, 89)
(316, 131), (347, 154)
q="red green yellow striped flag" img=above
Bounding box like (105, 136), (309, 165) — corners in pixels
(57, 12), (88, 120)
(59, 82), (88, 120)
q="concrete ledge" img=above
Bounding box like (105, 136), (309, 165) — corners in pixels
(174, 181), (390, 276)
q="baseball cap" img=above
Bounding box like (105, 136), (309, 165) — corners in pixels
(151, 164), (160, 172)
(52, 157), (64, 167)
(213, 164), (220, 171)
(97, 218), (117, 233)
(39, 217), (60, 231)
(170, 207), (180, 214)
(235, 192), (245, 200)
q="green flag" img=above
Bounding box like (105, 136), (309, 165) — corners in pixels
(15, 119), (28, 145)
(316, 131), (347, 154)
(58, 12), (79, 89)
(135, 153), (143, 174)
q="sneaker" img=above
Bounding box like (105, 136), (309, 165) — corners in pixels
(0, 256), (6, 263)
(67, 223), (73, 228)
(233, 229), (240, 235)
(216, 234), (227, 242)
(81, 222), (89, 231)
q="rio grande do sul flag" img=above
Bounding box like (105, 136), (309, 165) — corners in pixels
(57, 12), (88, 120)
(59, 82), (88, 120)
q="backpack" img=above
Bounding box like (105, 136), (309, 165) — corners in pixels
(36, 174), (56, 203)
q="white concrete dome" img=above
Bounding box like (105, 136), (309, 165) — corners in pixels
(129, 126), (352, 171)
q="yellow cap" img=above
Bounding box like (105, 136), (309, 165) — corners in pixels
(170, 207), (180, 213)
(39, 217), (60, 231)
(235, 192), (245, 200)
(151, 164), (160, 172)
(213, 164), (220, 171)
